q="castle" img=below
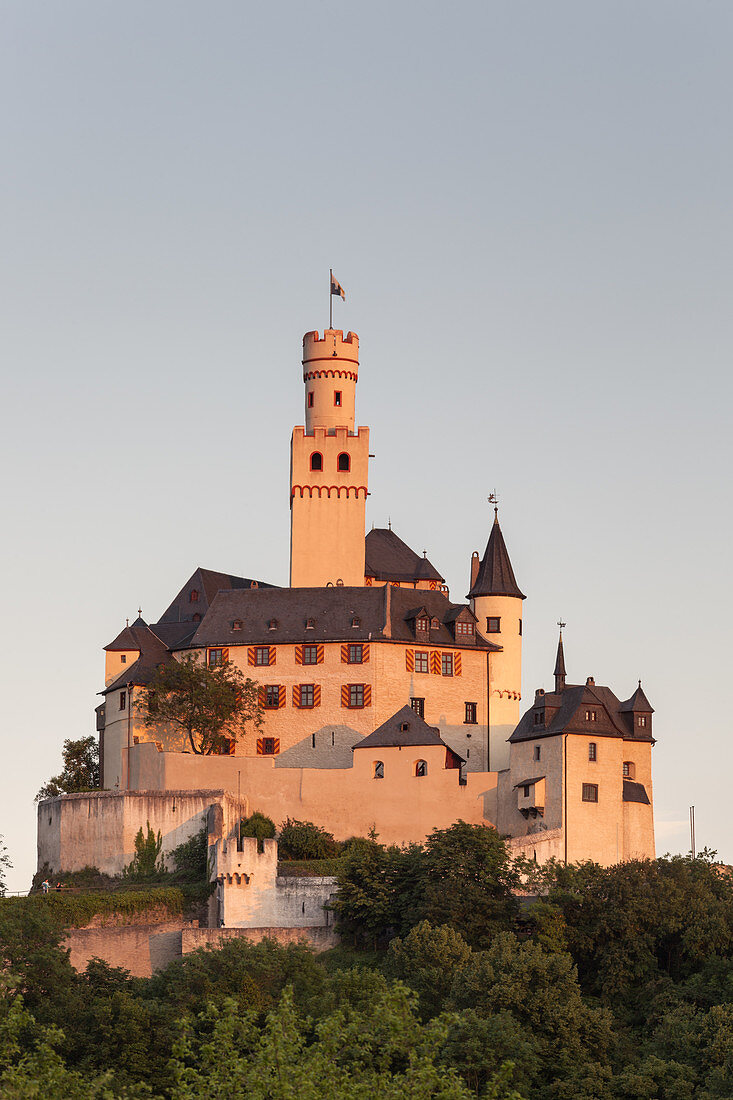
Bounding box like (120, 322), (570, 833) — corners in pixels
(38, 323), (656, 891)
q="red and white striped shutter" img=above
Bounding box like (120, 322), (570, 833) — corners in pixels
(454, 652), (462, 676)
(257, 687), (266, 706)
(292, 685), (301, 707)
(406, 649), (415, 672)
(295, 645), (304, 665)
(257, 737), (265, 754)
(272, 738), (280, 754)
(341, 644), (349, 663)
(248, 647), (256, 666)
(341, 684), (350, 707)
(269, 647), (276, 666)
(222, 647), (230, 664)
(316, 644), (324, 664)
(313, 684), (321, 707)
(278, 685), (286, 708)
(363, 685), (372, 707)
(362, 643), (370, 663)
(431, 651), (441, 675)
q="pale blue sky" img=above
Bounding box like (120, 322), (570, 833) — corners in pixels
(2, 2), (731, 889)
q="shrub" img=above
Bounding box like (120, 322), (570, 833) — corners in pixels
(241, 812), (277, 852)
(171, 822), (208, 881)
(278, 819), (339, 861)
(122, 822), (166, 881)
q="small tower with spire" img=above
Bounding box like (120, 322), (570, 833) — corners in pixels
(554, 622), (567, 693)
(468, 496), (526, 770)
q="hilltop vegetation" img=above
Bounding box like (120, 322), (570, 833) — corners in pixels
(1, 825), (733, 1097)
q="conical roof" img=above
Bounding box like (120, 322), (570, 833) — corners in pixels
(467, 514), (525, 600)
(619, 682), (654, 714)
(554, 633), (567, 678)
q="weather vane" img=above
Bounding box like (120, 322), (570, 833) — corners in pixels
(488, 490), (499, 518)
(557, 620), (566, 632)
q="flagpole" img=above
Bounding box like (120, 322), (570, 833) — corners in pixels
(329, 268), (333, 330)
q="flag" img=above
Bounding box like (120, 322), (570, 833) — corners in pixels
(330, 274), (345, 300)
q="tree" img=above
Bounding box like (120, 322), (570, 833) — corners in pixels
(122, 822), (166, 881)
(278, 819), (340, 861)
(0, 837), (10, 897)
(141, 653), (262, 755)
(36, 736), (99, 801)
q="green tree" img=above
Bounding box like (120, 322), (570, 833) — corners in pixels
(386, 921), (472, 1018)
(122, 822), (165, 881)
(0, 837), (11, 897)
(36, 736), (99, 801)
(141, 652), (263, 755)
(278, 819), (339, 861)
(240, 812), (276, 852)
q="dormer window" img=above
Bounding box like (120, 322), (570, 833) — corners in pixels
(192, 613), (201, 623)
(268, 619), (279, 631)
(399, 721), (410, 732)
(416, 616), (430, 632)
(190, 590), (199, 602)
(232, 620), (243, 631)
(431, 617), (440, 630)
(585, 710), (597, 722)
(638, 715), (647, 728)
(305, 618), (315, 630)
(534, 712), (543, 725)
(351, 616), (361, 628)
(455, 621), (474, 637)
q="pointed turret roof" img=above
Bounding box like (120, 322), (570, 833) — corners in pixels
(467, 512), (525, 600)
(619, 682), (655, 714)
(554, 631), (567, 693)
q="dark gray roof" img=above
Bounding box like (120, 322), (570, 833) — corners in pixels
(510, 681), (655, 744)
(365, 528), (444, 584)
(554, 634), (567, 679)
(513, 776), (546, 789)
(149, 621), (199, 648)
(619, 683), (655, 714)
(157, 567), (277, 625)
(101, 620), (172, 694)
(104, 617), (148, 651)
(467, 515), (525, 600)
(623, 780), (651, 805)
(185, 584), (501, 652)
(354, 706), (461, 758)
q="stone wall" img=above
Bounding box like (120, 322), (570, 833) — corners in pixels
(182, 925), (338, 954)
(65, 920), (191, 978)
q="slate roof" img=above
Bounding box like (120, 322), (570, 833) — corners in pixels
(623, 780), (651, 805)
(509, 680), (655, 744)
(467, 515), (525, 600)
(157, 567), (277, 625)
(365, 528), (444, 584)
(353, 706), (464, 765)
(619, 683), (655, 714)
(513, 776), (546, 789)
(185, 584), (501, 652)
(101, 619), (173, 694)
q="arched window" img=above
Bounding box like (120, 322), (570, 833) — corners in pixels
(337, 452), (350, 472)
(310, 452), (323, 471)
(190, 589), (199, 602)
(415, 759), (428, 778)
(192, 612), (201, 623)
(374, 761), (384, 779)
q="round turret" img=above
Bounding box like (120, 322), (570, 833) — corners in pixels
(302, 329), (359, 432)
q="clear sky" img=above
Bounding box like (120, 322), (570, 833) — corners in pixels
(1, 2), (731, 891)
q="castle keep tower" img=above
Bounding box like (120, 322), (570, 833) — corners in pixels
(468, 508), (525, 770)
(289, 329), (370, 587)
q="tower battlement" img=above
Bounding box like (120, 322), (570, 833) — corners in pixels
(302, 329), (359, 375)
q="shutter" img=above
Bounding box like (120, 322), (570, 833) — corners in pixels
(454, 652), (462, 676)
(269, 646), (276, 666)
(317, 644), (324, 664)
(406, 649), (415, 672)
(278, 685), (286, 708)
(257, 737), (265, 755)
(272, 737), (280, 755)
(293, 685), (301, 707)
(341, 644), (349, 663)
(363, 685), (372, 707)
(257, 687), (266, 707)
(362, 643), (370, 663)
(341, 684), (350, 707)
(295, 645), (304, 665)
(222, 647), (229, 664)
(313, 684), (321, 707)
(431, 651), (441, 675)
(248, 647), (256, 666)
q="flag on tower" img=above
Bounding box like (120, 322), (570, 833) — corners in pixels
(330, 273), (345, 300)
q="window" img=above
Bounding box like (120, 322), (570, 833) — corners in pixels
(431, 618), (440, 630)
(208, 648), (224, 667)
(399, 721), (410, 731)
(522, 785), (530, 797)
(306, 617), (315, 630)
(582, 783), (599, 803)
(414, 650), (429, 674)
(334, 390), (342, 406)
(255, 646), (270, 666)
(348, 643), (363, 664)
(120, 654), (127, 664)
(302, 644), (319, 665)
(464, 702), (477, 724)
(337, 452), (350, 472)
(190, 589), (199, 602)
(411, 697), (425, 718)
(299, 684), (315, 708)
(416, 616), (430, 633)
(192, 613), (201, 623)
(348, 684), (365, 708)
(519, 619), (522, 636)
(307, 391), (314, 408)
(268, 618), (278, 630)
(585, 710), (597, 722)
(455, 621), (474, 637)
(374, 761), (384, 779)
(119, 691), (126, 711)
(534, 712), (543, 725)
(259, 738), (278, 756)
(638, 715), (647, 728)
(310, 452), (323, 471)
(588, 742), (597, 761)
(415, 760), (428, 778)
(534, 745), (541, 761)
(232, 620), (243, 631)
(351, 616), (361, 628)
(486, 617), (501, 633)
(441, 653), (454, 677)
(623, 761), (636, 779)
(264, 685), (280, 709)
